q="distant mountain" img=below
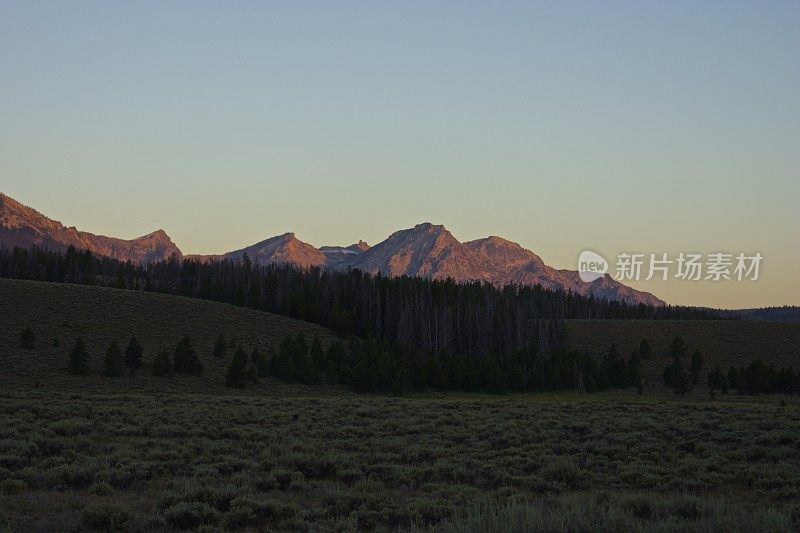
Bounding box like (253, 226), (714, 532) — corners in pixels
(320, 241), (371, 269)
(0, 193), (663, 305)
(350, 223), (496, 282)
(0, 193), (181, 265)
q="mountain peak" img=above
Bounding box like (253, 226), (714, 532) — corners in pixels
(0, 193), (182, 265)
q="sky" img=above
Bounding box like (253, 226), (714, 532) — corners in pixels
(1, 1), (798, 309)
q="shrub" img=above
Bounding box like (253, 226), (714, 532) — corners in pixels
(0, 479), (27, 495)
(81, 503), (131, 531)
(163, 501), (220, 529)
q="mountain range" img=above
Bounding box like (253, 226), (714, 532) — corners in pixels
(0, 192), (664, 306)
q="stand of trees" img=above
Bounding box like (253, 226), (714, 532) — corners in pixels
(708, 360), (800, 395)
(1, 246), (723, 366)
(233, 333), (643, 395)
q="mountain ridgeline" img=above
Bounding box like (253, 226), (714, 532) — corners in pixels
(1, 192), (661, 305)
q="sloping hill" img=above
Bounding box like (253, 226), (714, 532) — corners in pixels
(0, 278), (337, 393)
(566, 319), (800, 386)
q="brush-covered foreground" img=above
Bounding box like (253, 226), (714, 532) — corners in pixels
(1, 388), (799, 532)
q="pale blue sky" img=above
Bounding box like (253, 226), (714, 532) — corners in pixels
(1, 1), (798, 307)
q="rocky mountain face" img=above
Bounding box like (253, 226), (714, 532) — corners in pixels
(0, 193), (664, 305)
(0, 193), (181, 265)
(221, 233), (326, 269)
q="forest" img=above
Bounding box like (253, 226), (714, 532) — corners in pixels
(0, 245), (724, 389)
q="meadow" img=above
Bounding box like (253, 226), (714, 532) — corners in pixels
(1, 388), (799, 531)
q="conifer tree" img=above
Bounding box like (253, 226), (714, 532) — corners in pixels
(213, 334), (227, 358)
(152, 349), (172, 377)
(668, 336), (687, 360)
(173, 335), (202, 375)
(310, 335), (325, 376)
(68, 338), (90, 375)
(225, 348), (249, 388)
(103, 339), (124, 377)
(20, 326), (35, 349)
(690, 350), (703, 385)
(251, 346), (269, 378)
(628, 350), (642, 387)
(124, 337), (144, 374)
(638, 338), (651, 360)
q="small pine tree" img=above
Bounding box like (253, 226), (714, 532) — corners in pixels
(20, 327), (35, 349)
(310, 336), (325, 376)
(124, 337), (144, 374)
(225, 348), (250, 388)
(213, 334), (227, 358)
(152, 349), (172, 377)
(628, 350), (642, 387)
(668, 336), (687, 360)
(638, 338), (651, 360)
(67, 338), (90, 375)
(103, 339), (124, 377)
(251, 346), (269, 378)
(52, 337), (60, 348)
(173, 335), (203, 375)
(690, 350), (703, 385)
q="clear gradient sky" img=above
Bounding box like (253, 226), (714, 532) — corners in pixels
(1, 1), (798, 308)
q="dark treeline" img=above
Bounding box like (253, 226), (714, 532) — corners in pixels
(250, 333), (640, 395)
(708, 360), (800, 395)
(1, 245), (721, 363)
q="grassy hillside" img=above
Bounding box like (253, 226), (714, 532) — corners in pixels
(566, 319), (800, 386)
(0, 278), (338, 393)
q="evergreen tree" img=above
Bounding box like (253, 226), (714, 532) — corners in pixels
(152, 349), (172, 377)
(68, 338), (89, 375)
(213, 334), (227, 358)
(52, 337), (60, 348)
(602, 344), (627, 388)
(708, 367), (728, 393)
(103, 339), (124, 377)
(310, 336), (325, 377)
(173, 335), (203, 375)
(690, 350), (703, 384)
(251, 346), (269, 378)
(225, 348), (250, 388)
(728, 366), (740, 390)
(667, 336), (687, 360)
(20, 326), (35, 349)
(628, 350), (642, 387)
(289, 333), (313, 383)
(663, 352), (689, 395)
(638, 338), (651, 360)
(124, 337), (144, 374)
